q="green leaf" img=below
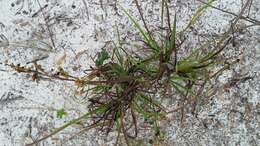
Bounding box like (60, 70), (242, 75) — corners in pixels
(95, 50), (110, 67)
(177, 59), (199, 73)
(160, 0), (165, 29)
(108, 63), (126, 76)
(133, 100), (161, 119)
(171, 80), (196, 96)
(121, 7), (159, 52)
(171, 74), (197, 81)
(169, 14), (177, 49)
(57, 108), (67, 119)
(181, 0), (214, 33)
(112, 45), (124, 65)
(165, 13), (177, 60)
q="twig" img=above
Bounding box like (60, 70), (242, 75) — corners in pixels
(26, 55), (49, 64)
(26, 107), (109, 146)
(231, 0), (252, 26)
(32, 4), (48, 18)
(120, 108), (130, 146)
(196, 0), (260, 25)
(165, 2), (171, 33)
(82, 0), (90, 20)
(61, 121), (110, 145)
(133, 0), (152, 37)
(203, 0), (252, 62)
(36, 0), (56, 50)
(246, 0), (253, 17)
(0, 34), (9, 47)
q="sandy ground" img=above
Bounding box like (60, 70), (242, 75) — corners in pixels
(0, 0), (259, 146)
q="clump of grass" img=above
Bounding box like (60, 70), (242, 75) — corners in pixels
(5, 0), (246, 145)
